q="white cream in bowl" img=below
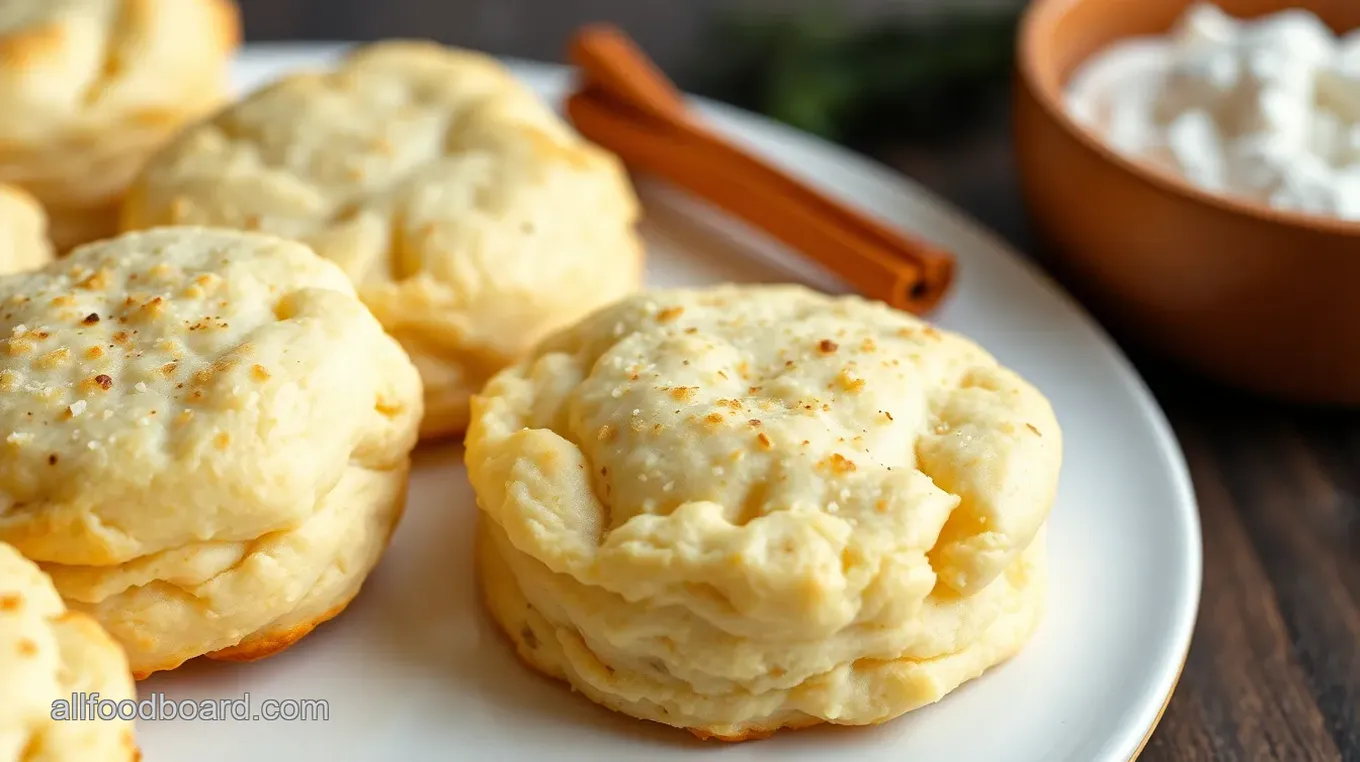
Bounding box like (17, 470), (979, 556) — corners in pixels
(1067, 3), (1360, 220)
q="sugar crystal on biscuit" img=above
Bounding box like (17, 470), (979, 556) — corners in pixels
(0, 228), (423, 678)
(467, 284), (1062, 738)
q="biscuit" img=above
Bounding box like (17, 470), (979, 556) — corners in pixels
(122, 41), (644, 439)
(0, 184), (52, 276)
(0, 0), (240, 250)
(466, 284), (1061, 739)
(0, 228), (423, 677)
(0, 542), (138, 762)
(479, 520), (1047, 741)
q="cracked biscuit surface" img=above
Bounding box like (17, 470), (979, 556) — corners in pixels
(122, 41), (644, 438)
(0, 0), (239, 250)
(0, 228), (423, 677)
(0, 184), (52, 276)
(0, 542), (138, 762)
(467, 284), (1061, 739)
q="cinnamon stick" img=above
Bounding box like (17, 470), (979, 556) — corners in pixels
(566, 24), (957, 315)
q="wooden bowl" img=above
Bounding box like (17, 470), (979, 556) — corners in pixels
(1015, 0), (1360, 403)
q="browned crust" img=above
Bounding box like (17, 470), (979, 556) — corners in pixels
(126, 662), (160, 681)
(203, 598), (353, 663)
(128, 596), (357, 680)
(685, 715), (826, 743)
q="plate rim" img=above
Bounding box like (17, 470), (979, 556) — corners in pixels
(227, 42), (1204, 761)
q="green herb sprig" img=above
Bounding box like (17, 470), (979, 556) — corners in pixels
(692, 4), (1019, 149)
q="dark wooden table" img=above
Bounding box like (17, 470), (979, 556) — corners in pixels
(890, 128), (1360, 762)
(232, 2), (1358, 757)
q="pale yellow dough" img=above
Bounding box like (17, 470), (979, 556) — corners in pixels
(0, 542), (138, 762)
(0, 184), (52, 276)
(0, 0), (239, 250)
(0, 228), (423, 677)
(467, 284), (1062, 739)
(122, 41), (644, 438)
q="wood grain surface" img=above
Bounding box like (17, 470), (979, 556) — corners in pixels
(1131, 364), (1360, 762)
(891, 134), (1360, 762)
(231, 2), (1359, 758)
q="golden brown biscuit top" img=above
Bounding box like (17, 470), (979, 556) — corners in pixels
(469, 285), (1062, 622)
(0, 228), (423, 567)
(0, 0), (237, 141)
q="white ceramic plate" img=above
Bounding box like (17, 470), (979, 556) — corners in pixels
(134, 45), (1202, 762)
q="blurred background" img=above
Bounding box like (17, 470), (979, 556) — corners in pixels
(240, 0), (1020, 81)
(237, 0), (1029, 240)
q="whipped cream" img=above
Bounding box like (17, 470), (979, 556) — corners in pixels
(1066, 3), (1360, 220)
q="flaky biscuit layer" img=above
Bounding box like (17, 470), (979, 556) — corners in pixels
(0, 543), (138, 762)
(0, 228), (423, 674)
(123, 41), (643, 437)
(466, 284), (1061, 737)
(48, 461), (410, 677)
(480, 520), (1046, 740)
